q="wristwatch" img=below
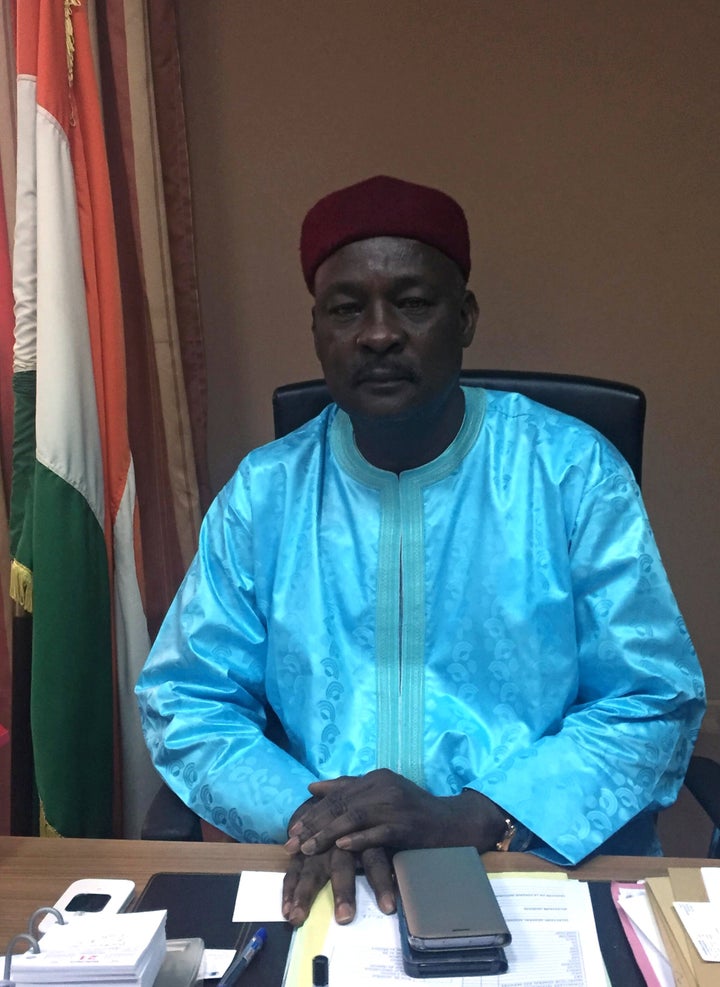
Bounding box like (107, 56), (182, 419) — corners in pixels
(495, 815), (517, 852)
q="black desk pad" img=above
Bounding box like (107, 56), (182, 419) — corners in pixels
(133, 871), (643, 987)
(132, 871), (293, 986)
(589, 881), (645, 987)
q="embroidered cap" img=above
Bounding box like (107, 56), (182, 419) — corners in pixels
(300, 175), (471, 292)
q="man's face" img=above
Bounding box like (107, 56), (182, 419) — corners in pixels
(312, 237), (478, 423)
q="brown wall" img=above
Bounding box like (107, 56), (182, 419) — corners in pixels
(175, 0), (719, 727)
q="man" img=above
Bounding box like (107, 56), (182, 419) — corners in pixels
(136, 175), (705, 927)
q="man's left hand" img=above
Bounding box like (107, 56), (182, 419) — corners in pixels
(282, 844), (395, 927)
(284, 768), (506, 856)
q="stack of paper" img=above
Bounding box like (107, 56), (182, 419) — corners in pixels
(611, 882), (673, 987)
(8, 910), (167, 987)
(613, 867), (720, 987)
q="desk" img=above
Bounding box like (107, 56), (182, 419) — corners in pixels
(1, 836), (718, 946)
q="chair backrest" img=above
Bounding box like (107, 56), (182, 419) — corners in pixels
(272, 370), (647, 484)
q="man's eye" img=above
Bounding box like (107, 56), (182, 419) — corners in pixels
(398, 297), (431, 310)
(328, 302), (361, 318)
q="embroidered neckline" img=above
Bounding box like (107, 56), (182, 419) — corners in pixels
(330, 386), (487, 488)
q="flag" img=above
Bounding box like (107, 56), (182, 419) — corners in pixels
(0, 52), (15, 833)
(10, 0), (153, 837)
(0, 144), (15, 836)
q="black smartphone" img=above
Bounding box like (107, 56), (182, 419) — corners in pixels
(397, 895), (508, 977)
(393, 846), (511, 950)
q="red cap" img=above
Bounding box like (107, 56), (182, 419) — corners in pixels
(300, 175), (471, 292)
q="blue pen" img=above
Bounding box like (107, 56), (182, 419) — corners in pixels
(218, 927), (268, 986)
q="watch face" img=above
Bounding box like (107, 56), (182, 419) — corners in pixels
(65, 892), (112, 912)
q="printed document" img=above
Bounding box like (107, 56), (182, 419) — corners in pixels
(285, 875), (607, 987)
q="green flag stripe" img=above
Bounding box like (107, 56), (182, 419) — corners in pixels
(30, 462), (113, 837)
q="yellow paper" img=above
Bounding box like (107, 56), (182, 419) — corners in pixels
(282, 882), (334, 987)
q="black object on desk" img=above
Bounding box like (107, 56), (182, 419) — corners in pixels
(132, 870), (646, 987)
(312, 954), (329, 986)
(588, 882), (645, 987)
(132, 872), (293, 986)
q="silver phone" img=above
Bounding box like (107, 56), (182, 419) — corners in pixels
(393, 846), (511, 950)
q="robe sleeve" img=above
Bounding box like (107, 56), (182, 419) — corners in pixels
(469, 458), (706, 865)
(135, 464), (317, 844)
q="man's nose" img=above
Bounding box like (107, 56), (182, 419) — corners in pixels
(356, 303), (404, 352)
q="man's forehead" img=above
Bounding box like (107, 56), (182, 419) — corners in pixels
(300, 175), (470, 294)
(313, 236), (462, 295)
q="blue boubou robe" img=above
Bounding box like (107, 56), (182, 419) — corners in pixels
(136, 388), (705, 863)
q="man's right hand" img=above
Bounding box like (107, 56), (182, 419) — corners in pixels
(285, 770), (508, 858)
(281, 844), (395, 927)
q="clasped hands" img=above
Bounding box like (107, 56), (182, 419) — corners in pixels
(281, 768), (507, 927)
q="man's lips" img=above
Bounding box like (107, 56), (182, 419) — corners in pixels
(354, 366), (416, 385)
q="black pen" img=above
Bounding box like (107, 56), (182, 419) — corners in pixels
(218, 927), (267, 986)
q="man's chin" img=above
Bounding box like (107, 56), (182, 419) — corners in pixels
(339, 378), (463, 427)
(341, 394), (427, 425)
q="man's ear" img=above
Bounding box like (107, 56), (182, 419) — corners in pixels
(311, 307), (320, 358)
(460, 290), (479, 348)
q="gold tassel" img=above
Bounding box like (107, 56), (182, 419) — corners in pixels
(39, 804), (62, 839)
(9, 559), (33, 613)
(64, 0), (82, 85)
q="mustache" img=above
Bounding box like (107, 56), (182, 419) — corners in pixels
(352, 362), (418, 384)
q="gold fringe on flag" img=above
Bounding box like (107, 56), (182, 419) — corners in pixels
(9, 558), (33, 613)
(40, 803), (62, 839)
(64, 0), (82, 85)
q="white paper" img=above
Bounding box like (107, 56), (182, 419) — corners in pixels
(615, 885), (674, 987)
(6, 910), (167, 986)
(701, 867), (720, 906)
(198, 948), (235, 979)
(673, 901), (720, 962)
(233, 870), (286, 922)
(312, 876), (607, 987)
(493, 878), (607, 987)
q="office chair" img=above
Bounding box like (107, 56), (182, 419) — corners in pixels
(272, 371), (646, 483)
(683, 756), (720, 858)
(142, 371), (718, 856)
